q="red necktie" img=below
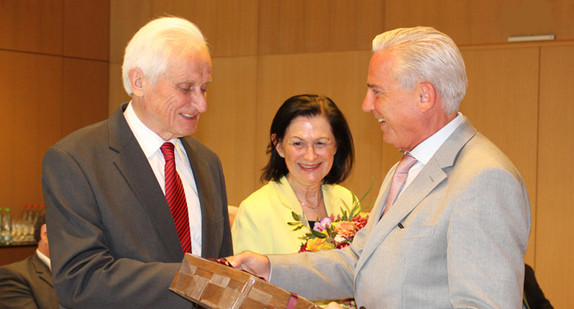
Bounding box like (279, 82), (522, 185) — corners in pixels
(382, 153), (417, 216)
(161, 142), (192, 254)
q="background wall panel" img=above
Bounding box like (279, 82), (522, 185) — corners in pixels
(109, 0), (259, 64)
(195, 56), (259, 207)
(0, 0), (109, 225)
(537, 45), (574, 309)
(0, 0), (63, 55)
(156, 0), (260, 57)
(385, 0), (573, 45)
(0, 51), (63, 209)
(63, 0), (110, 60)
(257, 0), (385, 55)
(109, 0), (155, 65)
(62, 59), (109, 136)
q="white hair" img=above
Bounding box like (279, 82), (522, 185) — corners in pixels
(372, 26), (467, 114)
(122, 16), (209, 95)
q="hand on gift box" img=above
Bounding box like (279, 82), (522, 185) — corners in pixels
(226, 250), (271, 282)
(171, 254), (317, 309)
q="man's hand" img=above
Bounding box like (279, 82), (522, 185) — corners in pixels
(226, 250), (271, 281)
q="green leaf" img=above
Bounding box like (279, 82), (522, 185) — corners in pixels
(358, 177), (375, 212)
(291, 211), (301, 221)
(349, 202), (361, 218)
(311, 230), (327, 238)
(292, 225), (304, 231)
(340, 200), (351, 221)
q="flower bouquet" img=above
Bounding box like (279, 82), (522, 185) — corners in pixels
(288, 183), (373, 253)
(287, 185), (373, 309)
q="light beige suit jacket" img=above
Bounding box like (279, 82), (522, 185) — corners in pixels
(269, 118), (530, 308)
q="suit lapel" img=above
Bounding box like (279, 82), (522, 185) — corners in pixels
(356, 118), (477, 272)
(31, 254), (54, 288)
(181, 137), (215, 257)
(356, 159), (448, 271)
(108, 105), (183, 260)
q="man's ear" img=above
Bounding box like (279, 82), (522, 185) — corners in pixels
(129, 68), (145, 96)
(41, 224), (48, 243)
(417, 82), (436, 112)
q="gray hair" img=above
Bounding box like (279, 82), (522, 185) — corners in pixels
(122, 17), (209, 95)
(372, 26), (467, 114)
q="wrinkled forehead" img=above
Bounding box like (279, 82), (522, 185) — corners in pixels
(161, 47), (212, 80)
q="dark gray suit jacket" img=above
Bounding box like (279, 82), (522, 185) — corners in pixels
(0, 253), (58, 309)
(42, 104), (232, 308)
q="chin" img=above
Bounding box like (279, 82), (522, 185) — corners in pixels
(179, 127), (197, 137)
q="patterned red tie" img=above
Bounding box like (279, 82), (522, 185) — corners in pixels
(382, 153), (417, 216)
(161, 142), (192, 254)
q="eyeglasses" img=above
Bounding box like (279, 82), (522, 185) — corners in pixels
(286, 139), (335, 153)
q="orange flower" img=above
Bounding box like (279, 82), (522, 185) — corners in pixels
(333, 221), (357, 236)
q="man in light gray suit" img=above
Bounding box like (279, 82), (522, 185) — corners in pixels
(42, 17), (232, 308)
(229, 26), (530, 308)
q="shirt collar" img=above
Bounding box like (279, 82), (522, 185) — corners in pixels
(36, 249), (51, 271)
(123, 102), (178, 157)
(409, 112), (464, 164)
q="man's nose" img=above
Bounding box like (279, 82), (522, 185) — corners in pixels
(362, 92), (373, 112)
(192, 91), (207, 113)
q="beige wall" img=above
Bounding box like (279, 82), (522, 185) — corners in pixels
(537, 44), (574, 308)
(0, 0), (110, 266)
(0, 1), (109, 227)
(109, 1), (574, 307)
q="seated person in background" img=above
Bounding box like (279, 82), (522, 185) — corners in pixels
(524, 264), (553, 309)
(0, 214), (58, 309)
(232, 94), (356, 255)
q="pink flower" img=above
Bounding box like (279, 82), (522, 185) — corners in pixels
(313, 216), (333, 232)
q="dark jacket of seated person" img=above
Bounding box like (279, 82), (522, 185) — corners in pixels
(0, 214), (58, 309)
(524, 264), (553, 309)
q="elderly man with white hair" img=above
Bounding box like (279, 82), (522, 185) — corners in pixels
(42, 17), (232, 308)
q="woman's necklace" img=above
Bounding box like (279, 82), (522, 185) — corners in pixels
(298, 192), (323, 214)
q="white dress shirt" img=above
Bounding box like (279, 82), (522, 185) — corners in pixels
(400, 112), (464, 198)
(36, 249), (51, 271)
(123, 102), (202, 255)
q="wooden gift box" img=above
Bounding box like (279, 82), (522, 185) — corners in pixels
(170, 253), (317, 309)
